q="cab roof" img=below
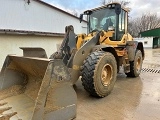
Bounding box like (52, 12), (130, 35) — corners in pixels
(84, 2), (128, 14)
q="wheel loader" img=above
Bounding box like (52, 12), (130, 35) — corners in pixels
(0, 3), (144, 120)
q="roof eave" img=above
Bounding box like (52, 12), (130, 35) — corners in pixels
(0, 29), (65, 37)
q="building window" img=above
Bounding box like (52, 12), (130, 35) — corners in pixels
(144, 41), (148, 44)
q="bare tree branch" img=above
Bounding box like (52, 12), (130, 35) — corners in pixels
(101, 0), (131, 11)
(128, 13), (160, 37)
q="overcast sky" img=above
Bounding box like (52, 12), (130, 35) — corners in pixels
(44, 0), (160, 18)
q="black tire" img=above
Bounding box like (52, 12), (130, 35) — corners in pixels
(81, 51), (117, 98)
(126, 50), (143, 77)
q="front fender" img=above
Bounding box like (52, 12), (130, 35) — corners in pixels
(92, 45), (119, 71)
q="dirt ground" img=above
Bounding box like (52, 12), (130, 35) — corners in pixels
(75, 48), (160, 120)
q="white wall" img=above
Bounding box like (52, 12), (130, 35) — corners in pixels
(0, 34), (63, 68)
(0, 0), (88, 69)
(0, 0), (87, 34)
(134, 37), (153, 48)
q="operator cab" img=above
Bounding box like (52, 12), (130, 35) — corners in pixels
(80, 3), (128, 41)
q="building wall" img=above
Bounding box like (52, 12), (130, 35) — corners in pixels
(0, 0), (87, 34)
(153, 37), (160, 48)
(158, 38), (160, 48)
(0, 34), (63, 68)
(134, 37), (153, 48)
(0, 0), (88, 69)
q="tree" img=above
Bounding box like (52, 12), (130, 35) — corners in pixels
(101, 0), (131, 12)
(69, 9), (78, 17)
(128, 13), (160, 37)
(101, 0), (130, 7)
(72, 9), (78, 17)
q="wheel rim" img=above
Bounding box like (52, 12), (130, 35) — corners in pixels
(101, 64), (113, 86)
(136, 56), (141, 71)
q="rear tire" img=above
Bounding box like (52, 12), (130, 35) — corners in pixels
(81, 51), (117, 98)
(126, 50), (143, 77)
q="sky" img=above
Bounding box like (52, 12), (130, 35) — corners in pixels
(43, 0), (160, 18)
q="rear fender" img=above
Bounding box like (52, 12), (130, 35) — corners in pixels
(136, 42), (145, 60)
(126, 41), (144, 61)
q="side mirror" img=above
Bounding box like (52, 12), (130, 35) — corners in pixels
(115, 4), (121, 15)
(79, 14), (83, 23)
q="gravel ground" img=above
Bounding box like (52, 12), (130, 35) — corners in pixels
(75, 48), (160, 120)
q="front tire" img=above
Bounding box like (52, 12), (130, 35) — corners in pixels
(81, 51), (117, 98)
(126, 50), (143, 77)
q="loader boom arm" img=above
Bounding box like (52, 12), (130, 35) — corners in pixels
(53, 25), (77, 66)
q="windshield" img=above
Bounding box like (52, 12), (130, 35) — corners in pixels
(89, 8), (116, 32)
